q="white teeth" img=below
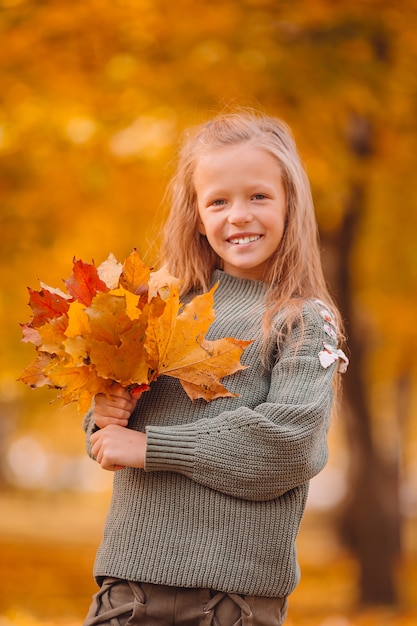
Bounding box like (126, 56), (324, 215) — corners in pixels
(229, 235), (261, 245)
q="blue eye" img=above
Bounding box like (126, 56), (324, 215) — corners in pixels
(253, 194), (266, 200)
(212, 199), (226, 206)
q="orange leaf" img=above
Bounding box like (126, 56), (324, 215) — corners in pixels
(38, 315), (69, 355)
(63, 335), (90, 367)
(119, 248), (151, 299)
(89, 322), (149, 386)
(177, 378), (234, 402)
(64, 258), (108, 306)
(27, 287), (70, 328)
(63, 301), (91, 366)
(46, 362), (92, 394)
(18, 353), (56, 389)
(85, 291), (136, 344)
(48, 363), (113, 412)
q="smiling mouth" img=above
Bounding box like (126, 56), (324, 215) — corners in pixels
(228, 235), (262, 245)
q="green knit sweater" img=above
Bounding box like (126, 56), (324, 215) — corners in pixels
(83, 270), (339, 598)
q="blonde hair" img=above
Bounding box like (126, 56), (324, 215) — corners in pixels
(161, 111), (344, 345)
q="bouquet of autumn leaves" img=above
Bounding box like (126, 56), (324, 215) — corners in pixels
(19, 250), (251, 413)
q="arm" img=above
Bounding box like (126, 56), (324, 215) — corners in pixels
(144, 303), (341, 501)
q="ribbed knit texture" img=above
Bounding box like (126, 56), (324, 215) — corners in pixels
(83, 270), (337, 598)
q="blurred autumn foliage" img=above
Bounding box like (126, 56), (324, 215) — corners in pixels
(1, 0), (417, 624)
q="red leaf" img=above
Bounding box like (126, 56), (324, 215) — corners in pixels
(64, 259), (108, 306)
(28, 287), (71, 328)
(129, 384), (151, 399)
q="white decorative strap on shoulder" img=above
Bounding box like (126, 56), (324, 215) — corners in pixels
(319, 342), (349, 373)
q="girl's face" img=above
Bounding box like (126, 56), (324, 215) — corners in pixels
(194, 143), (287, 281)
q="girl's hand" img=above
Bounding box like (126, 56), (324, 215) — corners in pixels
(90, 424), (147, 471)
(93, 383), (138, 429)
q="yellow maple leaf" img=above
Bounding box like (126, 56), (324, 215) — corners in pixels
(110, 286), (143, 320)
(63, 301), (91, 367)
(155, 286), (217, 369)
(168, 337), (251, 400)
(145, 273), (182, 372)
(65, 300), (90, 338)
(144, 281), (251, 401)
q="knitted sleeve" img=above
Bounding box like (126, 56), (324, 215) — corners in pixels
(144, 302), (339, 502)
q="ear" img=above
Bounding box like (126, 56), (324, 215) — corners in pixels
(198, 220), (206, 236)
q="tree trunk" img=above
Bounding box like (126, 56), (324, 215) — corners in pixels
(320, 111), (401, 604)
(322, 176), (401, 605)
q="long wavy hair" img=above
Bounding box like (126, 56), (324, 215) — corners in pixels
(160, 111), (344, 347)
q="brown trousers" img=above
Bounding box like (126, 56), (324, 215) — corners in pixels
(83, 577), (288, 626)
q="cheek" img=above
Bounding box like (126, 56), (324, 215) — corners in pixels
(197, 210), (218, 238)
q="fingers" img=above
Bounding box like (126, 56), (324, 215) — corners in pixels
(90, 425), (147, 471)
(91, 432), (126, 471)
(94, 398), (129, 428)
(93, 384), (138, 429)
(106, 382), (138, 410)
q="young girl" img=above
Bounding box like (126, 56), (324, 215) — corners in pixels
(83, 111), (348, 626)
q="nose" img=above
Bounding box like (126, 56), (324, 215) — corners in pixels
(227, 201), (253, 224)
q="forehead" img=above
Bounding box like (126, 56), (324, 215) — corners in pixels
(194, 143), (282, 178)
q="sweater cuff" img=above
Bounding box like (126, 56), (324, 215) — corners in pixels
(145, 423), (198, 475)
